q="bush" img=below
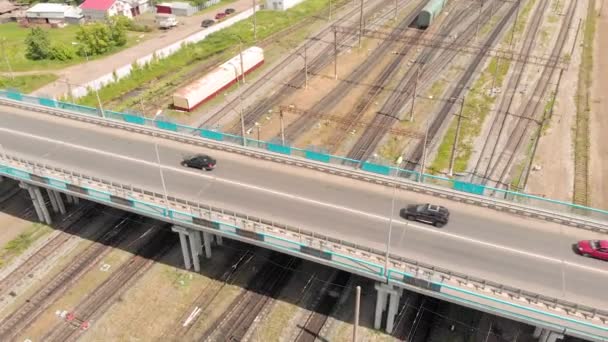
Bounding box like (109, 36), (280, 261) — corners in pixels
(24, 27), (52, 60)
(49, 43), (76, 61)
(75, 19), (128, 56)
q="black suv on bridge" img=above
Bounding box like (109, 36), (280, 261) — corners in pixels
(400, 203), (450, 227)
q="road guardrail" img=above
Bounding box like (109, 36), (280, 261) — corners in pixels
(1, 97), (607, 234)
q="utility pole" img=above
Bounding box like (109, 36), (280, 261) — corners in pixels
(304, 44), (308, 89)
(352, 286), (361, 342)
(409, 64), (421, 121)
(252, 0), (257, 41)
(238, 38), (246, 84)
(420, 119), (429, 183)
(448, 97), (466, 177)
(66, 78), (74, 103)
(475, 0), (483, 42)
(1, 37), (14, 80)
(329, 0), (332, 20)
(358, 0), (364, 48)
(139, 98), (146, 115)
(280, 108), (285, 145)
(491, 56), (500, 95)
(239, 96), (246, 146)
(334, 27), (338, 80)
(394, 0), (397, 20)
(509, 0), (521, 49)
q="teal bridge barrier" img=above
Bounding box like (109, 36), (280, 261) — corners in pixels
(2, 89), (608, 223)
(1, 160), (607, 341)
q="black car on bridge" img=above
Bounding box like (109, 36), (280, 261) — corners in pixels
(400, 203), (449, 227)
(181, 154), (216, 171)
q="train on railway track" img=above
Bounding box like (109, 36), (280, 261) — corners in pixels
(417, 0), (446, 28)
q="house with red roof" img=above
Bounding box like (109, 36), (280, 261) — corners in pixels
(80, 0), (149, 21)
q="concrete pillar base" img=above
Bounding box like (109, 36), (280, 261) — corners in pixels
(203, 232), (212, 259)
(54, 191), (66, 215)
(20, 182), (45, 223)
(374, 283), (398, 331)
(172, 226), (193, 270)
(47, 188), (59, 213)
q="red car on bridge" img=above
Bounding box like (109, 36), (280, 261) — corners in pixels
(576, 240), (608, 261)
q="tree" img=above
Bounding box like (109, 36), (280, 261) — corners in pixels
(24, 27), (51, 60)
(75, 19), (128, 57)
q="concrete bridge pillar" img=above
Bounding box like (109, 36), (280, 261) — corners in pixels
(374, 283), (399, 332)
(33, 187), (52, 225)
(53, 191), (66, 215)
(534, 327), (564, 342)
(47, 188), (59, 213)
(72, 195), (80, 204)
(65, 194), (74, 204)
(215, 234), (223, 246)
(187, 229), (201, 272)
(173, 226), (191, 270)
(19, 182), (52, 224)
(202, 232), (212, 259)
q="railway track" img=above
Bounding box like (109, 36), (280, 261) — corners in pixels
(201, 252), (300, 341)
(347, 0), (488, 162)
(481, 0), (575, 189)
(399, 0), (518, 171)
(472, 0), (550, 183)
(113, 1), (352, 114)
(161, 246), (255, 340)
(0, 213), (141, 341)
(0, 203), (97, 304)
(294, 271), (351, 342)
(202, 0), (394, 129)
(42, 225), (174, 342)
(280, 0), (428, 143)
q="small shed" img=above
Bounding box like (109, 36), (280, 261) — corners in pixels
(25, 3), (83, 24)
(156, 2), (196, 16)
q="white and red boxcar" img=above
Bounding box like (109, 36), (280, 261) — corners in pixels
(173, 46), (265, 111)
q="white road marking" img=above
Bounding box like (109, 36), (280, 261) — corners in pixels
(1, 127), (608, 276)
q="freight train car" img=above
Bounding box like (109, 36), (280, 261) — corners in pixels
(173, 46), (264, 111)
(417, 0), (446, 28)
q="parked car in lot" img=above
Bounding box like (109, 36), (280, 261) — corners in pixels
(225, 8), (236, 14)
(181, 154), (216, 171)
(400, 203), (449, 227)
(215, 12), (226, 20)
(575, 240), (608, 261)
(201, 19), (215, 28)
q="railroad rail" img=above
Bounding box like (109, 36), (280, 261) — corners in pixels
(0, 213), (138, 341)
(42, 226), (173, 342)
(201, 0), (392, 128)
(482, 0), (576, 190)
(279, 0), (429, 143)
(400, 0), (517, 171)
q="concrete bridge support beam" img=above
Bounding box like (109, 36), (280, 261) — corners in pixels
(33, 187), (52, 225)
(386, 286), (403, 334)
(72, 196), (80, 204)
(374, 283), (398, 331)
(215, 234), (223, 246)
(534, 327), (564, 342)
(65, 194), (74, 204)
(21, 183), (44, 223)
(187, 229), (201, 272)
(203, 232), (212, 259)
(172, 226), (192, 270)
(47, 188), (59, 213)
(53, 191), (66, 215)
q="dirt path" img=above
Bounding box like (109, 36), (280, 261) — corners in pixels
(590, 2), (608, 209)
(31, 0), (253, 98)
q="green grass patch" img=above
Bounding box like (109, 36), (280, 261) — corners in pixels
(428, 0), (538, 175)
(76, 0), (336, 107)
(0, 23), (142, 72)
(572, 0), (596, 205)
(0, 73), (58, 93)
(0, 223), (52, 269)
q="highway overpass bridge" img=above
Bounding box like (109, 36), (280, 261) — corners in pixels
(0, 101), (607, 341)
